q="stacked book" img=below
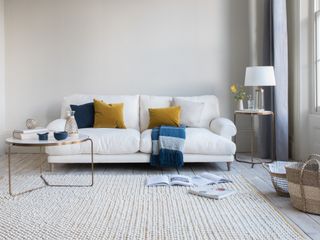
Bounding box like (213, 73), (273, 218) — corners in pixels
(13, 128), (50, 140)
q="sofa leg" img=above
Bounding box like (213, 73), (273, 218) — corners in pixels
(227, 162), (231, 171)
(50, 163), (54, 172)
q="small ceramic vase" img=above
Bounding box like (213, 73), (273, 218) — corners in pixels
(237, 100), (244, 111)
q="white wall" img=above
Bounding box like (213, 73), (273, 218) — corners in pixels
(4, 0), (250, 132)
(0, 0), (5, 155)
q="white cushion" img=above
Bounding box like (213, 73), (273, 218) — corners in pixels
(46, 128), (140, 155)
(140, 128), (236, 155)
(60, 94), (140, 130)
(173, 98), (205, 127)
(173, 96), (220, 129)
(139, 95), (172, 131)
(210, 117), (237, 138)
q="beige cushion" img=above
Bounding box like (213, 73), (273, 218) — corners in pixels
(173, 98), (205, 127)
(173, 96), (220, 128)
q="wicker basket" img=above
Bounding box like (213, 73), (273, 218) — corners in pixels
(263, 162), (291, 197)
(285, 154), (320, 215)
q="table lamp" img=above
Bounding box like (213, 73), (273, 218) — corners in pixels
(244, 66), (276, 110)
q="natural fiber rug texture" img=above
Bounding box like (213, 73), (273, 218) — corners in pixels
(0, 174), (306, 240)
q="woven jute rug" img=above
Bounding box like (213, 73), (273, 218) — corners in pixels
(0, 174), (307, 240)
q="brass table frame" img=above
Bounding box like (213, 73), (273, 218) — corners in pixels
(6, 136), (94, 197)
(233, 110), (275, 168)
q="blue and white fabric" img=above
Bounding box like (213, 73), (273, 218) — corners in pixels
(150, 125), (186, 168)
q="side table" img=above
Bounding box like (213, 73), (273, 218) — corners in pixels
(5, 134), (94, 196)
(233, 110), (275, 168)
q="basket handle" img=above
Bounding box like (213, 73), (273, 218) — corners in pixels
(299, 158), (320, 212)
(307, 154), (320, 162)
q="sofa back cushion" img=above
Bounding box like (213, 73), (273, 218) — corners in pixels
(140, 95), (172, 131)
(172, 98), (205, 127)
(140, 95), (220, 131)
(173, 96), (220, 129)
(61, 95), (140, 130)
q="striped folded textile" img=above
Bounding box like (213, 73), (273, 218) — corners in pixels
(150, 125), (186, 168)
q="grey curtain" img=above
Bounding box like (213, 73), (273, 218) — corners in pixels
(272, 0), (289, 160)
(257, 0), (289, 160)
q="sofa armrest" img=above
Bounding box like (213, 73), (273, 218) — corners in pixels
(209, 117), (237, 138)
(47, 119), (66, 132)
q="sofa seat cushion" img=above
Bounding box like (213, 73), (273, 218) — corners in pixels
(140, 128), (236, 155)
(46, 128), (140, 155)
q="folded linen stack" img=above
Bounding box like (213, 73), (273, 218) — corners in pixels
(13, 128), (50, 140)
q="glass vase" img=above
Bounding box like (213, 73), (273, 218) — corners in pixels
(247, 99), (254, 110)
(64, 110), (79, 137)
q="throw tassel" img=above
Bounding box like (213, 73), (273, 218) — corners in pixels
(150, 154), (159, 167)
(159, 149), (184, 168)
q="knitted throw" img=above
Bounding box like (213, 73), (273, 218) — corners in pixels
(150, 125), (186, 168)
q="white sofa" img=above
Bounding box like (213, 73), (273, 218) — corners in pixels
(46, 95), (237, 170)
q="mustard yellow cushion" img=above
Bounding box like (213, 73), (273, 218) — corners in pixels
(148, 106), (181, 129)
(93, 99), (126, 128)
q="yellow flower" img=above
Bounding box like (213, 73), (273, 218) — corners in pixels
(230, 84), (237, 93)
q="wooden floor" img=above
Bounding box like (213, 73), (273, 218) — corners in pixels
(0, 153), (320, 240)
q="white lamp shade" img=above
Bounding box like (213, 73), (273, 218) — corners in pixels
(244, 66), (276, 86)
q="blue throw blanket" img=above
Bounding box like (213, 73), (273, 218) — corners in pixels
(150, 125), (186, 168)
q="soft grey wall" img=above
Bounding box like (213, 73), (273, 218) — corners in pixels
(235, 0), (267, 153)
(0, 0), (5, 155)
(5, 0), (250, 132)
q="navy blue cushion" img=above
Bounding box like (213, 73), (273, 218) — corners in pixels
(70, 102), (94, 128)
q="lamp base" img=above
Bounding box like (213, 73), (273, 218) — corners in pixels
(255, 87), (264, 110)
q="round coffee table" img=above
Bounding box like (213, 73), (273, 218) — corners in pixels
(6, 134), (94, 196)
